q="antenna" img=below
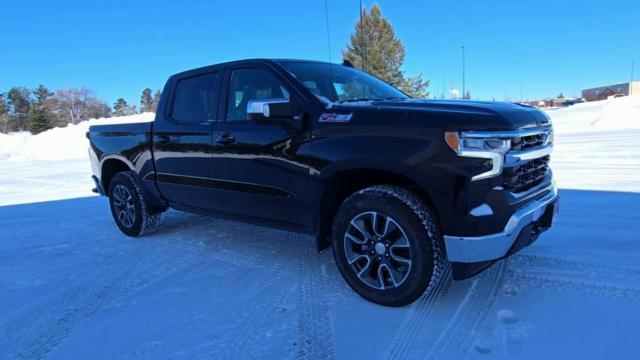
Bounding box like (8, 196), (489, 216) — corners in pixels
(461, 46), (466, 99)
(324, 0), (333, 65)
(359, 0), (366, 72)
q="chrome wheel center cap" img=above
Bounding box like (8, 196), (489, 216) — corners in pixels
(374, 242), (386, 255)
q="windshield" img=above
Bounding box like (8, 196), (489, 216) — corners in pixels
(280, 62), (409, 103)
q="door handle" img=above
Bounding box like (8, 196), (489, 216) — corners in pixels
(216, 133), (236, 145)
(156, 135), (171, 144)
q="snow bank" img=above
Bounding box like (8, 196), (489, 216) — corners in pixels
(1, 95), (639, 163)
(0, 113), (154, 162)
(545, 95), (640, 134)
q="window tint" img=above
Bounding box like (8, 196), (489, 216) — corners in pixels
(226, 68), (289, 121)
(171, 72), (217, 123)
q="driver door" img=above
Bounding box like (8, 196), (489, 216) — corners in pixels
(209, 65), (311, 229)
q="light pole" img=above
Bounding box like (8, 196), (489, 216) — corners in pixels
(632, 59), (635, 82)
(632, 59), (635, 95)
(520, 82), (523, 102)
(461, 46), (466, 99)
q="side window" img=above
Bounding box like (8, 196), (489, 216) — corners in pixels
(226, 68), (290, 121)
(171, 72), (217, 123)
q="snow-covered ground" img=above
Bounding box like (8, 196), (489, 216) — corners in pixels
(1, 98), (639, 359)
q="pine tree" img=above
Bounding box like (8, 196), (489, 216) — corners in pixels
(28, 85), (53, 134)
(7, 87), (32, 131)
(152, 90), (162, 112)
(342, 5), (429, 98)
(140, 88), (154, 113)
(28, 109), (49, 134)
(113, 98), (129, 117)
(113, 98), (136, 117)
(0, 93), (9, 133)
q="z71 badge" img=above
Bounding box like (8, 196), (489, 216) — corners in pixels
(318, 113), (353, 123)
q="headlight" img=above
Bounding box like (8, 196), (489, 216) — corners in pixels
(444, 132), (511, 154)
(444, 131), (511, 181)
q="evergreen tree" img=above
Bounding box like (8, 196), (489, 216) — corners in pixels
(342, 5), (429, 98)
(0, 93), (9, 133)
(152, 90), (162, 112)
(113, 98), (136, 117)
(140, 88), (154, 113)
(7, 87), (32, 131)
(28, 109), (50, 134)
(28, 85), (53, 134)
(113, 98), (128, 116)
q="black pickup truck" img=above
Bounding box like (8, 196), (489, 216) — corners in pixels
(88, 59), (558, 306)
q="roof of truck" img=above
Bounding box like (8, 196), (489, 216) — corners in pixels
(171, 58), (333, 78)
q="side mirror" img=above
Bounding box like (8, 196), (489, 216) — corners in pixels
(247, 98), (292, 122)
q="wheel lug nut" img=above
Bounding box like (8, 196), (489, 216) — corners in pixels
(378, 256), (382, 260)
(370, 250), (374, 254)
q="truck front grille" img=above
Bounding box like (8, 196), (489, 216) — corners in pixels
(503, 155), (550, 193)
(511, 133), (545, 150)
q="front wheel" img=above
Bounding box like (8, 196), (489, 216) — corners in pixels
(108, 171), (161, 237)
(331, 185), (445, 307)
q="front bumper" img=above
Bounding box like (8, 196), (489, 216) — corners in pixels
(444, 182), (559, 265)
(91, 175), (105, 196)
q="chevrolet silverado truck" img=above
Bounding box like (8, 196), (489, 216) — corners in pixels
(88, 59), (559, 306)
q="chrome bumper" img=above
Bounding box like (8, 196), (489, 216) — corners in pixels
(444, 183), (558, 263)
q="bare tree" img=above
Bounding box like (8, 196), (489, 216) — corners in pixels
(47, 88), (110, 126)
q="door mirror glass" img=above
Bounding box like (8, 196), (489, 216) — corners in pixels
(246, 98), (292, 122)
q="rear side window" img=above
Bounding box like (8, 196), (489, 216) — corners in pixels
(171, 72), (218, 123)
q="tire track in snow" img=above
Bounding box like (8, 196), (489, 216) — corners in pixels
(425, 261), (507, 359)
(510, 254), (640, 279)
(506, 270), (640, 302)
(504, 254), (640, 302)
(185, 231), (303, 359)
(294, 237), (339, 360)
(0, 238), (216, 360)
(384, 267), (453, 360)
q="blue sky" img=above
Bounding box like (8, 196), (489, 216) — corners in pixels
(1, 0), (638, 105)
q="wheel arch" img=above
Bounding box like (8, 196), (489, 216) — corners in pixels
(315, 166), (438, 250)
(100, 156), (134, 196)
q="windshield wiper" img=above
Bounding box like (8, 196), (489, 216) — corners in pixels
(335, 98), (381, 103)
(384, 96), (409, 101)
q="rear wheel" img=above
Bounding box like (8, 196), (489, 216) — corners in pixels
(331, 185), (445, 306)
(108, 171), (161, 237)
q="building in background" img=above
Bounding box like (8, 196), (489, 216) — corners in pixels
(581, 82), (640, 101)
(519, 97), (582, 109)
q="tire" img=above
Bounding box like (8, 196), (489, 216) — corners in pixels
(108, 171), (162, 237)
(331, 185), (445, 307)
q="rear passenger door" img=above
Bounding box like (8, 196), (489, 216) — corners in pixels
(153, 71), (219, 209)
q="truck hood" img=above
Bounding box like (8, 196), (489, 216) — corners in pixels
(333, 99), (550, 130)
